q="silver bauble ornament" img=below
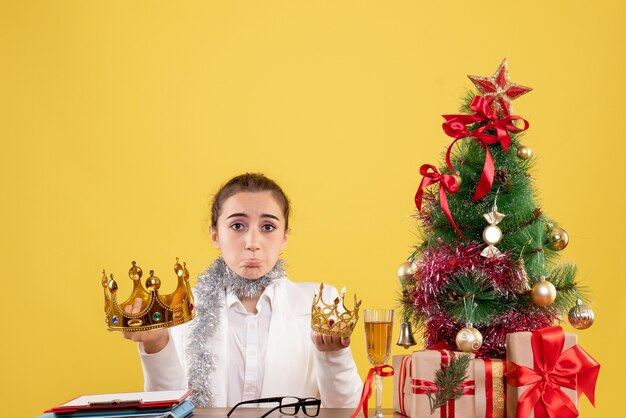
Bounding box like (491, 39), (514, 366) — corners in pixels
(568, 299), (595, 330)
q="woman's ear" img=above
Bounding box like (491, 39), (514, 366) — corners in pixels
(210, 226), (220, 249)
(281, 227), (290, 251)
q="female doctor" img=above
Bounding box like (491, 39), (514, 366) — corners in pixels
(123, 173), (362, 408)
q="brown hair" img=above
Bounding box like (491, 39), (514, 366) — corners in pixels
(210, 173), (291, 230)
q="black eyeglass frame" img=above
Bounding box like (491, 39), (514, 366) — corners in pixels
(226, 396), (321, 418)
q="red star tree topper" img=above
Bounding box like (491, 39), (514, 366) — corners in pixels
(468, 58), (532, 117)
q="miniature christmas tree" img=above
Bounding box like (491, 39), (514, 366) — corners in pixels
(399, 59), (594, 358)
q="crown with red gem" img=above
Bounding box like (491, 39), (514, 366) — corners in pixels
(310, 283), (361, 338)
(101, 259), (195, 332)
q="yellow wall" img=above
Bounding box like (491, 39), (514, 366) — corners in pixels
(1, 1), (624, 416)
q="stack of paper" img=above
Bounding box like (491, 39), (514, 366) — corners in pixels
(39, 390), (194, 418)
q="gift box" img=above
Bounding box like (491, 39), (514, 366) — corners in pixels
(473, 358), (506, 418)
(505, 326), (600, 418)
(393, 354), (414, 416)
(410, 350), (476, 418)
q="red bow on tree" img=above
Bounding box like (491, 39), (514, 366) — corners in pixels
(414, 164), (464, 238)
(507, 326), (600, 418)
(442, 96), (529, 201)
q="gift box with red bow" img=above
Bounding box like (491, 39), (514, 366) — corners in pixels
(406, 350), (476, 418)
(392, 350), (506, 418)
(505, 326), (600, 418)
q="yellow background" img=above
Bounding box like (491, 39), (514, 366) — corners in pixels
(1, 1), (624, 417)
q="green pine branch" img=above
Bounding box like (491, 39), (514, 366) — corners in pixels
(442, 272), (505, 324)
(427, 353), (473, 414)
(547, 262), (590, 310)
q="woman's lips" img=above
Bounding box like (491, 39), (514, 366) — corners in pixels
(243, 259), (262, 267)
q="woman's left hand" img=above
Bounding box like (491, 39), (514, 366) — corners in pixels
(311, 331), (350, 351)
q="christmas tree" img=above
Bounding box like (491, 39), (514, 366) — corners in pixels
(399, 59), (595, 359)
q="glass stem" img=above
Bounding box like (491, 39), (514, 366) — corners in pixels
(374, 371), (383, 417)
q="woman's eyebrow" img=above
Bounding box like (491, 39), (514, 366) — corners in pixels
(226, 212), (247, 219)
(225, 213), (280, 221)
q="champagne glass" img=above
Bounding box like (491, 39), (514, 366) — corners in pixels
(363, 309), (394, 418)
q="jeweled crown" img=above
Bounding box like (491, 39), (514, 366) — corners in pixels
(311, 283), (361, 338)
(101, 259), (195, 332)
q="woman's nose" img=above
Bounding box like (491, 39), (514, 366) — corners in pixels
(245, 229), (260, 251)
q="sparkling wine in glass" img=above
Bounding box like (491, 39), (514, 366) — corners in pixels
(363, 309), (394, 418)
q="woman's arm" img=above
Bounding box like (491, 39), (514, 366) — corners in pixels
(138, 328), (188, 391)
(310, 284), (362, 408)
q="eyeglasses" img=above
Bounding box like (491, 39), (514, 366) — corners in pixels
(227, 396), (321, 418)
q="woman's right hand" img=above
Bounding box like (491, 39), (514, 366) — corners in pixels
(122, 297), (169, 354)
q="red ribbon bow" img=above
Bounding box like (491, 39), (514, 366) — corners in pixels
(350, 365), (394, 418)
(414, 164), (464, 238)
(442, 96), (529, 201)
(507, 326), (600, 418)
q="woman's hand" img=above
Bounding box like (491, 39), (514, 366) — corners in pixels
(122, 297), (169, 354)
(311, 331), (350, 352)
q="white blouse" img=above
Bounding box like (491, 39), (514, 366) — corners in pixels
(225, 287), (273, 405)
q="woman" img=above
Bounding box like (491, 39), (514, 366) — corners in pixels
(123, 173), (362, 408)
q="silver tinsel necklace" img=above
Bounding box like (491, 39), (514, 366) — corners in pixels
(186, 257), (286, 407)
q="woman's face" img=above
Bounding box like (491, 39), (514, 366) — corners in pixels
(211, 191), (289, 279)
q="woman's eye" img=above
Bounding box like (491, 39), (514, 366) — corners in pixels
(262, 224), (276, 232)
(230, 223), (245, 231)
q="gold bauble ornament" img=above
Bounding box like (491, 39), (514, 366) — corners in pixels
(517, 145), (533, 159)
(568, 299), (595, 330)
(397, 260), (418, 290)
(455, 325), (483, 353)
(530, 277), (557, 306)
(397, 260), (418, 280)
(547, 226), (569, 251)
(453, 174), (462, 187)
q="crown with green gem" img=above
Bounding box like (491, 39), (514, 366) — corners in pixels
(101, 259), (195, 332)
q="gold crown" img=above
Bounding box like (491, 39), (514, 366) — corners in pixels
(101, 259), (195, 332)
(311, 283), (361, 338)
